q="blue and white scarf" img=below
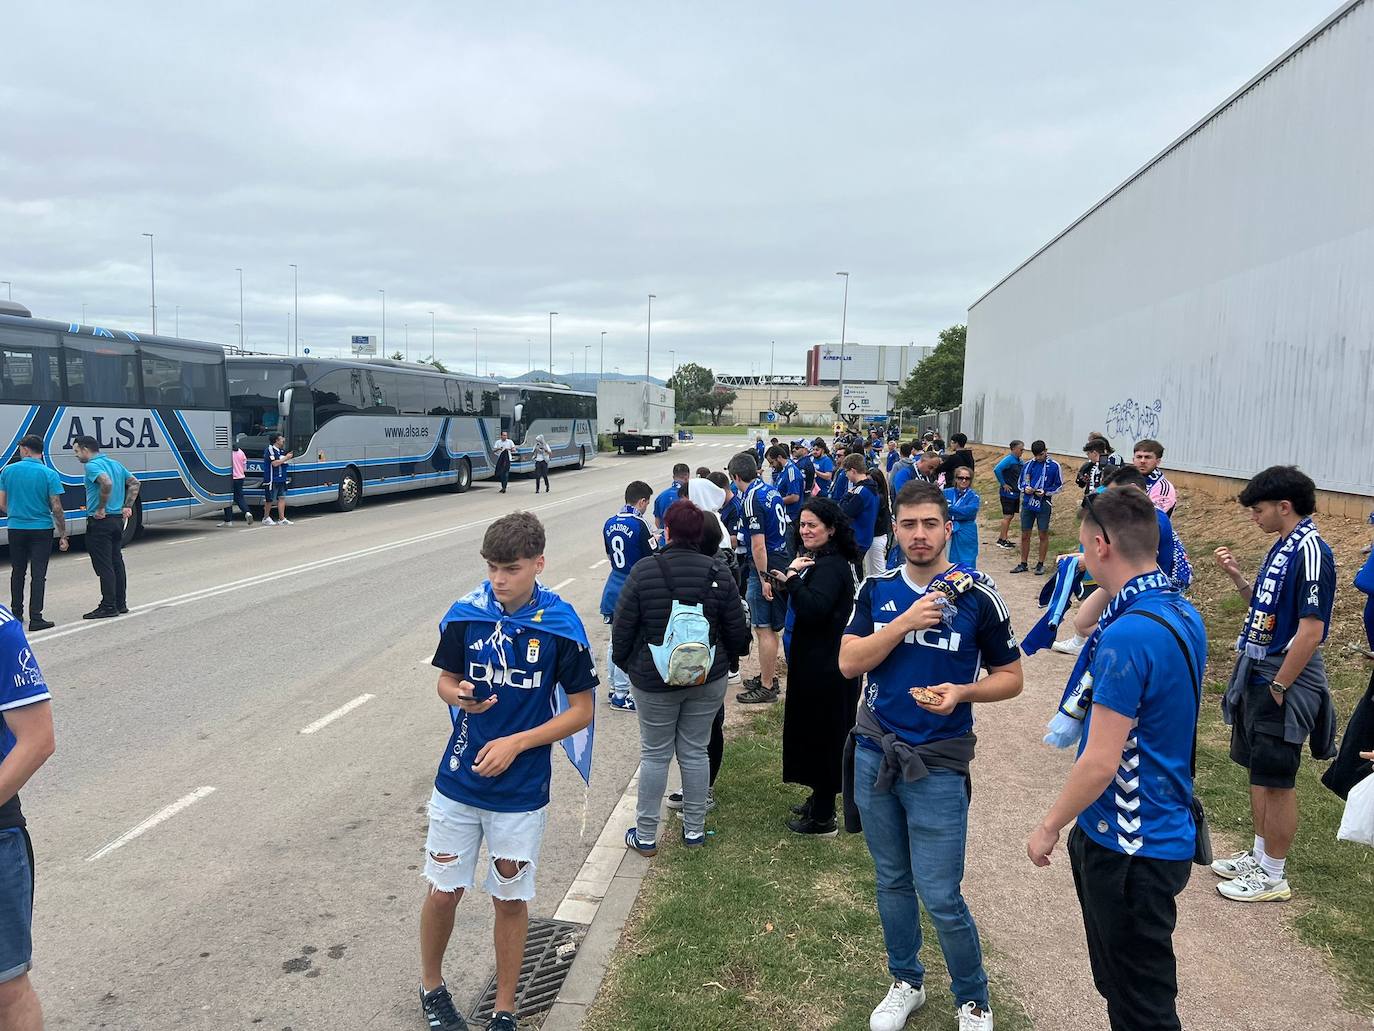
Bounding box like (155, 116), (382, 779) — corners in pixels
(1022, 555), (1082, 655)
(926, 563), (980, 628)
(1238, 517), (1317, 659)
(1045, 569), (1174, 748)
(440, 580), (595, 784)
(1023, 460), (1050, 512)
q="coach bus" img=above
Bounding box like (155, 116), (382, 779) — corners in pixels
(497, 382), (597, 474)
(0, 301), (232, 546)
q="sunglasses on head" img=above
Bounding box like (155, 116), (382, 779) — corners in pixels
(1082, 489), (1112, 545)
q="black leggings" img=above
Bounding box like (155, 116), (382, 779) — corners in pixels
(534, 461), (550, 491)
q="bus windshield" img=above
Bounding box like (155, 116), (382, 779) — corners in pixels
(229, 362), (294, 452)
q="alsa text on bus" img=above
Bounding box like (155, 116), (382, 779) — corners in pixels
(61, 416), (160, 451)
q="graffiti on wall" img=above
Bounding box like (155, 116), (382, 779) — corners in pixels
(1104, 398), (1162, 444)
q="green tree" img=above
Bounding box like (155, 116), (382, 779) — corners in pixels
(702, 387), (738, 426)
(829, 393), (839, 415)
(892, 324), (966, 414)
(776, 399), (798, 424)
(389, 351), (405, 361)
(421, 354), (449, 373)
(667, 361), (716, 418)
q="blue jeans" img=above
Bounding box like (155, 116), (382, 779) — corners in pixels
(604, 634), (630, 699)
(853, 744), (988, 1008)
(0, 828), (34, 984)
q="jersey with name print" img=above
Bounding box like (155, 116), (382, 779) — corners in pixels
(1261, 528), (1336, 655)
(0, 607), (49, 830)
(601, 506), (656, 617)
(742, 479), (789, 555)
(432, 620), (597, 813)
(774, 460), (805, 524)
(846, 566), (1019, 746)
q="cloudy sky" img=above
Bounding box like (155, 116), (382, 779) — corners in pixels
(1, 1), (1338, 379)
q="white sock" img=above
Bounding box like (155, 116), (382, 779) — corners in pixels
(1070, 634), (1087, 648)
(1253, 835), (1267, 864)
(1260, 852), (1285, 881)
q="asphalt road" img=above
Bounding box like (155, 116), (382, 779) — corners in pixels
(17, 444), (730, 1030)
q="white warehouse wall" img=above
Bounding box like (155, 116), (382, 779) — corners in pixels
(963, 0), (1374, 496)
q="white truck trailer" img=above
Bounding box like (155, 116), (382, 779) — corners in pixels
(596, 380), (675, 453)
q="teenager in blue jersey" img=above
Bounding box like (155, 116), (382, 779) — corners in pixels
(791, 441), (816, 496)
(0, 607), (55, 1030)
(991, 440), (1024, 550)
(419, 513), (596, 1031)
(811, 439), (836, 498)
(652, 463), (691, 543)
(944, 468), (981, 567)
(731, 452), (792, 705)
(839, 453), (881, 579)
(1212, 466), (1336, 905)
(766, 445), (804, 527)
(829, 446), (851, 502)
(601, 481), (657, 713)
(1012, 440), (1062, 576)
(1027, 485), (1206, 1031)
(753, 434), (766, 465)
(884, 439), (900, 474)
(890, 442), (917, 497)
(840, 481), (1023, 1031)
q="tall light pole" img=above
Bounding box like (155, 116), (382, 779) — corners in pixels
(584, 344), (591, 378)
(235, 268), (244, 350)
(473, 328), (479, 375)
(142, 233), (157, 334)
(769, 339), (776, 413)
(175, 305), (181, 337)
(527, 339), (532, 373)
(81, 303), (86, 324)
(669, 349), (676, 384)
(285, 312), (291, 351)
(836, 271), (850, 424)
(428, 311), (435, 361)
(600, 331), (606, 380)
(646, 294), (656, 381)
(547, 312), (558, 375)
(404, 322), (409, 361)
(289, 264), (299, 356)
(1, 281), (10, 300)
(378, 290), (386, 355)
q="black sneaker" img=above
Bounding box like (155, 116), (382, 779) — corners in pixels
(790, 795), (814, 817)
(787, 815), (838, 837)
(488, 1012), (518, 1031)
(737, 678), (779, 704)
(117, 605), (129, 614)
(419, 982), (469, 1031)
(995, 539), (1014, 550)
(1034, 563), (1046, 576)
(1009, 563), (1028, 574)
(83, 607), (118, 620)
(28, 618), (55, 632)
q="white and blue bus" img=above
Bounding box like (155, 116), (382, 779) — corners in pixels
(227, 359), (599, 511)
(0, 301), (232, 545)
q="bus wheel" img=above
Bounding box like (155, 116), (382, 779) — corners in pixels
(578, 446), (587, 469)
(335, 467), (362, 512)
(122, 500), (144, 546)
(449, 458), (472, 494)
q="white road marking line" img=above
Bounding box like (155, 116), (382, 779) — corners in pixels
(300, 693), (376, 735)
(85, 786), (217, 862)
(159, 535), (208, 547)
(550, 577), (576, 591)
(589, 558), (609, 569)
(36, 491), (599, 644)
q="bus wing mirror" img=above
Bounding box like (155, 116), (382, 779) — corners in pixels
(279, 386), (293, 420)
(514, 402), (524, 424)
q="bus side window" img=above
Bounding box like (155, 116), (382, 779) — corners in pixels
(0, 329), (61, 402)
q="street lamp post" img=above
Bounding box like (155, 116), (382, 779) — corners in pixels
(289, 264), (299, 356)
(142, 233), (157, 334)
(600, 331), (606, 380)
(285, 312), (290, 351)
(175, 305), (181, 337)
(584, 344), (591, 378)
(378, 290), (386, 355)
(836, 271), (850, 424)
(81, 303), (86, 324)
(428, 311), (435, 362)
(1, 281), (10, 301)
(646, 294), (655, 381)
(669, 349), (676, 384)
(769, 339), (776, 414)
(547, 313), (557, 375)
(404, 322), (409, 362)
(235, 268), (244, 350)
(473, 328), (479, 375)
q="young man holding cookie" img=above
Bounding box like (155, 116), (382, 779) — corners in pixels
(840, 481), (1024, 1031)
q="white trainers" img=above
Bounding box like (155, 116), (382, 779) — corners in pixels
(1217, 871), (1291, 903)
(870, 980), (925, 1031)
(262, 517), (276, 526)
(958, 1002), (994, 1030)
(245, 511), (253, 525)
(1050, 639), (1082, 656)
(1210, 850), (1261, 879)
(279, 517), (294, 525)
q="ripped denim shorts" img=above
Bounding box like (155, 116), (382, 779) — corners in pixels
(423, 789), (547, 902)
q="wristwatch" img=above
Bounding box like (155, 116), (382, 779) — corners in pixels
(1270, 680), (1290, 695)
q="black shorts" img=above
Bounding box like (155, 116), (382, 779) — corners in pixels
(999, 495), (1020, 516)
(1229, 679), (1302, 789)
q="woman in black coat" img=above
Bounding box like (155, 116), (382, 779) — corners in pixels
(769, 497), (861, 836)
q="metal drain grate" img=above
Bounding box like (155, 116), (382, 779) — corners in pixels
(469, 916), (584, 1025)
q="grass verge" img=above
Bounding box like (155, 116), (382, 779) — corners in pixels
(581, 705), (1034, 1031)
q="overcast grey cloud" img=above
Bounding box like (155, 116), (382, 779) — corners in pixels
(0, 1), (1338, 378)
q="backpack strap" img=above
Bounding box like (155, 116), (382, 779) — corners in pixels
(1123, 609), (1201, 778)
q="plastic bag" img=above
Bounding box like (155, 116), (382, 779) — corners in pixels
(1337, 774), (1374, 848)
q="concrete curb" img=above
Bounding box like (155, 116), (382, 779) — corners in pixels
(541, 766), (651, 1031)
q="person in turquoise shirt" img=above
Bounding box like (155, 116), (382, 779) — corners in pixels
(0, 435), (69, 630)
(71, 435), (140, 619)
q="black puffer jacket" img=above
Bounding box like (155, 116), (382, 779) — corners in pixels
(611, 542), (751, 692)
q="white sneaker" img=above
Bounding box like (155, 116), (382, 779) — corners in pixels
(1217, 871), (1291, 903)
(279, 518), (294, 525)
(728, 669), (742, 683)
(261, 517), (276, 526)
(1050, 639), (1082, 656)
(245, 511), (253, 525)
(1210, 850), (1261, 879)
(870, 980), (925, 1031)
(216, 522), (230, 527)
(958, 1002), (994, 1030)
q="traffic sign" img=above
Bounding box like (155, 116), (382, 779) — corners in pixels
(840, 383), (883, 415)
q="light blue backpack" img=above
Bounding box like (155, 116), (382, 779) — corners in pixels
(647, 555), (717, 686)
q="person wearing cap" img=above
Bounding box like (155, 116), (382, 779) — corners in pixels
(1075, 438), (1111, 502)
(0, 435), (69, 631)
(1011, 440), (1062, 576)
(791, 441), (816, 496)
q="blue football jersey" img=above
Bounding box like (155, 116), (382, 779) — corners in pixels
(1255, 527), (1336, 656)
(432, 619), (597, 813)
(742, 479), (790, 555)
(846, 567), (1019, 746)
(775, 460), (805, 523)
(601, 506), (656, 617)
(0, 608), (49, 830)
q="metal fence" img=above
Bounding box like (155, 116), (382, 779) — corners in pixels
(912, 405), (962, 440)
